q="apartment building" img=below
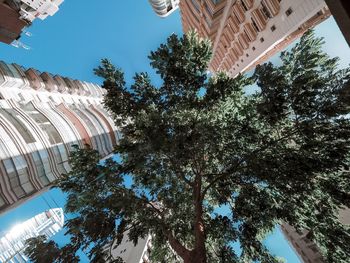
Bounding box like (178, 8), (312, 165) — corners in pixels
(179, 0), (330, 77)
(0, 208), (64, 262)
(148, 0), (180, 17)
(0, 0), (63, 44)
(281, 208), (350, 263)
(0, 61), (119, 214)
(109, 232), (153, 263)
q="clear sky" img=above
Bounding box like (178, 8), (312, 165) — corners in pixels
(0, 1), (349, 262)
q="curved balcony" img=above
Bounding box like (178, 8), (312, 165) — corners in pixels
(25, 69), (45, 91)
(227, 15), (239, 33)
(0, 66), (5, 87)
(92, 83), (104, 97)
(243, 22), (257, 42)
(0, 62), (27, 89)
(232, 2), (245, 23)
(228, 51), (237, 65)
(73, 80), (86, 96)
(251, 8), (267, 32)
(242, 0), (253, 10)
(40, 72), (58, 92)
(53, 75), (68, 94)
(238, 32), (249, 50)
(233, 42), (243, 57)
(261, 0), (280, 17)
(80, 81), (92, 96)
(62, 77), (79, 95)
(12, 64), (30, 89)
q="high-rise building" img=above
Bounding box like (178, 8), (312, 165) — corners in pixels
(281, 224), (325, 263)
(0, 61), (119, 214)
(0, 0), (63, 45)
(148, 0), (180, 17)
(281, 208), (350, 263)
(109, 231), (152, 263)
(0, 208), (64, 262)
(179, 0), (330, 77)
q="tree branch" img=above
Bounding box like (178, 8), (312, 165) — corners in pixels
(201, 129), (299, 198)
(162, 153), (193, 186)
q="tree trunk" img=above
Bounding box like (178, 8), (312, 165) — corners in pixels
(190, 174), (207, 263)
(168, 173), (208, 263)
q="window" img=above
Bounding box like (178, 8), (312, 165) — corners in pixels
(271, 25), (276, 32)
(12, 155), (34, 194)
(285, 7), (293, 16)
(241, 0), (248, 11)
(204, 2), (213, 16)
(32, 151), (50, 186)
(251, 18), (260, 32)
(246, 54), (249, 57)
(213, 6), (225, 19)
(261, 1), (272, 19)
(260, 37), (264, 43)
(52, 145), (68, 174)
(0, 108), (36, 143)
(241, 59), (243, 62)
(3, 159), (26, 198)
(191, 0), (200, 12)
(252, 46), (256, 51)
(21, 103), (62, 145)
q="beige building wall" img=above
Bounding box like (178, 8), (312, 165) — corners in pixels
(281, 208), (350, 263)
(179, 0), (330, 77)
(281, 224), (325, 263)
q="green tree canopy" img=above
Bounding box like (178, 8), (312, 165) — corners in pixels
(25, 31), (350, 263)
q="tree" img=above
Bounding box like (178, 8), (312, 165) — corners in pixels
(25, 31), (350, 263)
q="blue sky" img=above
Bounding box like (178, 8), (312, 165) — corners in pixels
(0, 1), (349, 262)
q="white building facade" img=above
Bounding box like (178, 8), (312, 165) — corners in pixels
(16, 0), (64, 22)
(148, 0), (180, 17)
(0, 61), (119, 214)
(0, 208), (64, 263)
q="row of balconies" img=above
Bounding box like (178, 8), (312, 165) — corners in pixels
(212, 0), (281, 71)
(0, 61), (105, 98)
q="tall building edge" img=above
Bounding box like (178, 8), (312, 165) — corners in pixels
(148, 0), (180, 17)
(0, 0), (64, 45)
(0, 60), (119, 214)
(0, 207), (64, 262)
(179, 0), (330, 77)
(281, 208), (350, 263)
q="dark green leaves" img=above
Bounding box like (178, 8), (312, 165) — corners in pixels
(26, 30), (350, 263)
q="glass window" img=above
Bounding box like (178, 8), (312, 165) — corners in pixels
(71, 107), (102, 152)
(191, 0), (200, 12)
(2, 159), (26, 198)
(52, 145), (68, 174)
(86, 109), (112, 152)
(31, 151), (50, 186)
(285, 7), (293, 16)
(21, 103), (62, 145)
(0, 108), (36, 143)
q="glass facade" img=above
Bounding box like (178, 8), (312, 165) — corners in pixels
(0, 108), (36, 144)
